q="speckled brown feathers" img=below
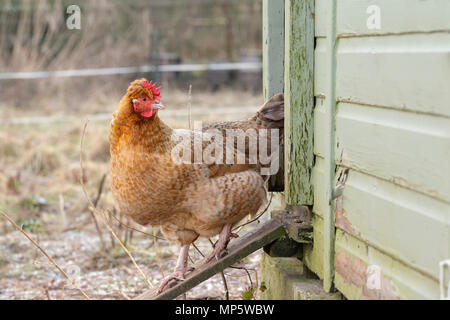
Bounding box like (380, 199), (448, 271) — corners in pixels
(109, 82), (283, 245)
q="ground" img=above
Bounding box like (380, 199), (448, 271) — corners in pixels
(0, 88), (266, 300)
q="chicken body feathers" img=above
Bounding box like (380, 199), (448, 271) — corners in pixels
(110, 92), (284, 245)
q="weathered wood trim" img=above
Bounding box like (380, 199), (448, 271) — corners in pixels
(322, 0), (338, 292)
(284, 0), (315, 205)
(135, 219), (286, 300)
(263, 0), (285, 192)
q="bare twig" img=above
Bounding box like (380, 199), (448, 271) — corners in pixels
(230, 265), (254, 289)
(118, 290), (131, 300)
(233, 193), (273, 231)
(153, 228), (165, 278)
(58, 193), (67, 230)
(44, 288), (51, 300)
(108, 209), (116, 249)
(93, 173), (107, 208)
(124, 217), (130, 246)
(220, 271), (229, 300)
(91, 174), (107, 249)
(0, 209), (90, 300)
(188, 253), (195, 265)
(192, 243), (205, 258)
(117, 280), (131, 300)
(187, 84), (192, 129)
(80, 120), (153, 289)
(129, 229), (134, 246)
(109, 211), (166, 240)
(206, 238), (229, 300)
(83, 174), (107, 250)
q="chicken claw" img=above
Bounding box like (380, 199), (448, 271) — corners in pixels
(157, 244), (193, 293)
(205, 224), (238, 263)
(157, 267), (194, 293)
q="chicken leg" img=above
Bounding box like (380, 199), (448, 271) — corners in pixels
(157, 244), (193, 293)
(204, 224), (239, 263)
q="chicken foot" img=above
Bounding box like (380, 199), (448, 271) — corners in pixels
(204, 224), (238, 263)
(157, 244), (193, 293)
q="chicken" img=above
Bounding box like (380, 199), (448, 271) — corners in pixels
(109, 78), (284, 292)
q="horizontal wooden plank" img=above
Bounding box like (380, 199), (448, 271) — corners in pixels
(336, 170), (450, 280)
(336, 33), (450, 117)
(337, 0), (450, 37)
(336, 102), (450, 202)
(335, 229), (441, 299)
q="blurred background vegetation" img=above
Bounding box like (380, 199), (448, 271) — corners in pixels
(0, 0), (262, 113)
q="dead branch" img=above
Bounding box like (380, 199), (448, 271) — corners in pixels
(58, 193), (67, 230)
(234, 192), (273, 231)
(220, 271), (229, 300)
(108, 211), (166, 241)
(192, 243), (205, 258)
(93, 173), (106, 208)
(187, 84), (192, 129)
(153, 228), (165, 278)
(88, 174), (107, 250)
(230, 265), (254, 289)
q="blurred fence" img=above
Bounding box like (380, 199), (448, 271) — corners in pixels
(0, 62), (262, 80)
(0, 0), (263, 111)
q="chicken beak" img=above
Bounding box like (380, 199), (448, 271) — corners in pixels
(151, 101), (165, 110)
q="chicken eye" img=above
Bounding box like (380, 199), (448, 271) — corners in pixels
(143, 97), (147, 101)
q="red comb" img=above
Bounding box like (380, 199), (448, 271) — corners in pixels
(142, 80), (161, 99)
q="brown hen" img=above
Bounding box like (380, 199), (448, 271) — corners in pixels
(109, 79), (283, 292)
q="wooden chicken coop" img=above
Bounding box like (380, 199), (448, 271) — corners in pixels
(260, 0), (450, 300)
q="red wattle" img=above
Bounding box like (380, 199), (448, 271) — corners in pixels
(140, 109), (154, 118)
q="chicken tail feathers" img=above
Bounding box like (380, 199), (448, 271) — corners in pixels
(251, 93), (284, 129)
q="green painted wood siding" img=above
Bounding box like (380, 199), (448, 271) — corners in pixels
(313, 0), (450, 299)
(263, 0), (450, 300)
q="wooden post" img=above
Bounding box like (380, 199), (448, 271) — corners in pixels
(263, 0), (284, 100)
(263, 0), (285, 192)
(284, 0), (315, 205)
(321, 0), (337, 293)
